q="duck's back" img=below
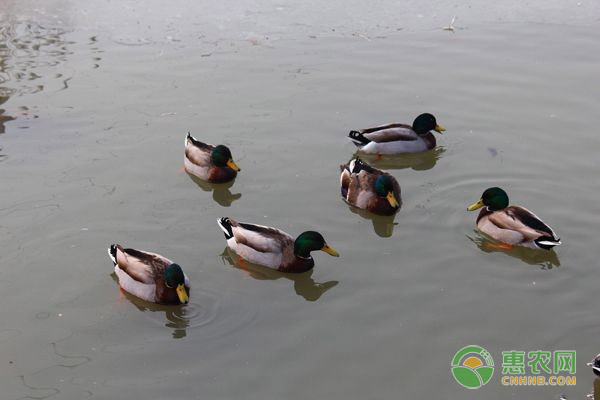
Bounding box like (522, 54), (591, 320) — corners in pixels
(360, 125), (434, 154)
(184, 135), (213, 179)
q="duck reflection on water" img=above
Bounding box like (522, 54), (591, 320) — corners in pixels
(467, 232), (561, 269)
(220, 247), (338, 302)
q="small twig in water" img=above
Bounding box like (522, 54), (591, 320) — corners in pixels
(443, 16), (457, 32)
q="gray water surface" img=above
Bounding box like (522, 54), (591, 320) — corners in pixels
(1, 1), (600, 399)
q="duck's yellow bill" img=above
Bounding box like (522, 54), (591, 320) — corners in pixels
(467, 199), (485, 211)
(176, 284), (189, 304)
(227, 159), (241, 172)
(387, 192), (400, 208)
(321, 244), (340, 257)
(434, 124), (446, 133)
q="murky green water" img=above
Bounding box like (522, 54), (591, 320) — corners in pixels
(1, 1), (600, 399)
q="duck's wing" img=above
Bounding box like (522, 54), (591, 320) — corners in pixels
(185, 133), (213, 166)
(488, 206), (560, 244)
(109, 244), (171, 284)
(349, 124), (417, 145)
(350, 158), (388, 189)
(218, 217), (293, 253)
(356, 170), (378, 191)
(339, 158), (384, 206)
(234, 221), (294, 253)
(346, 171), (376, 208)
(185, 132), (213, 151)
(340, 164), (352, 199)
(344, 171), (362, 205)
(358, 123), (412, 133)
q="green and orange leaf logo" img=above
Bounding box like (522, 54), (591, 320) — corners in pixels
(451, 345), (494, 389)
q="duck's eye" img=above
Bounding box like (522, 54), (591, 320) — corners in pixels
(165, 282), (174, 289)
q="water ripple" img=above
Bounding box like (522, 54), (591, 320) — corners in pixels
(121, 286), (258, 340)
(16, 375), (59, 400)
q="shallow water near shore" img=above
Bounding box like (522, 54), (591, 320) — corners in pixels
(1, 1), (600, 399)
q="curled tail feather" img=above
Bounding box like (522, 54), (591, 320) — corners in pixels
(535, 235), (561, 250)
(348, 130), (370, 147)
(348, 157), (376, 174)
(108, 244), (118, 265)
(217, 217), (234, 239)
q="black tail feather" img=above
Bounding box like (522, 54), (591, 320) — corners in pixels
(108, 244), (118, 265)
(348, 130), (370, 147)
(349, 157), (378, 174)
(217, 217), (234, 239)
(535, 235), (561, 250)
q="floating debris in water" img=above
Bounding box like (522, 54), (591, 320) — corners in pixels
(352, 32), (371, 41)
(443, 16), (457, 32)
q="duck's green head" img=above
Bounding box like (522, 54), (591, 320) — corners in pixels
(412, 113), (445, 135)
(164, 263), (189, 304)
(294, 231), (340, 258)
(374, 175), (400, 208)
(468, 187), (509, 212)
(211, 145), (240, 171)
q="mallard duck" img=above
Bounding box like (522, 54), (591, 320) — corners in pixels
(340, 157), (401, 216)
(348, 113), (445, 154)
(184, 133), (240, 183)
(587, 354), (600, 376)
(467, 187), (561, 250)
(217, 217), (339, 273)
(108, 244), (190, 304)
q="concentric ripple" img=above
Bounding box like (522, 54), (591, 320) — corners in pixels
(139, 288), (258, 340)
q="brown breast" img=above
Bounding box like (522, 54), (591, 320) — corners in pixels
(367, 197), (399, 216)
(208, 167), (237, 183)
(155, 279), (190, 305)
(278, 257), (315, 273)
(421, 133), (436, 149)
(476, 207), (492, 223)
